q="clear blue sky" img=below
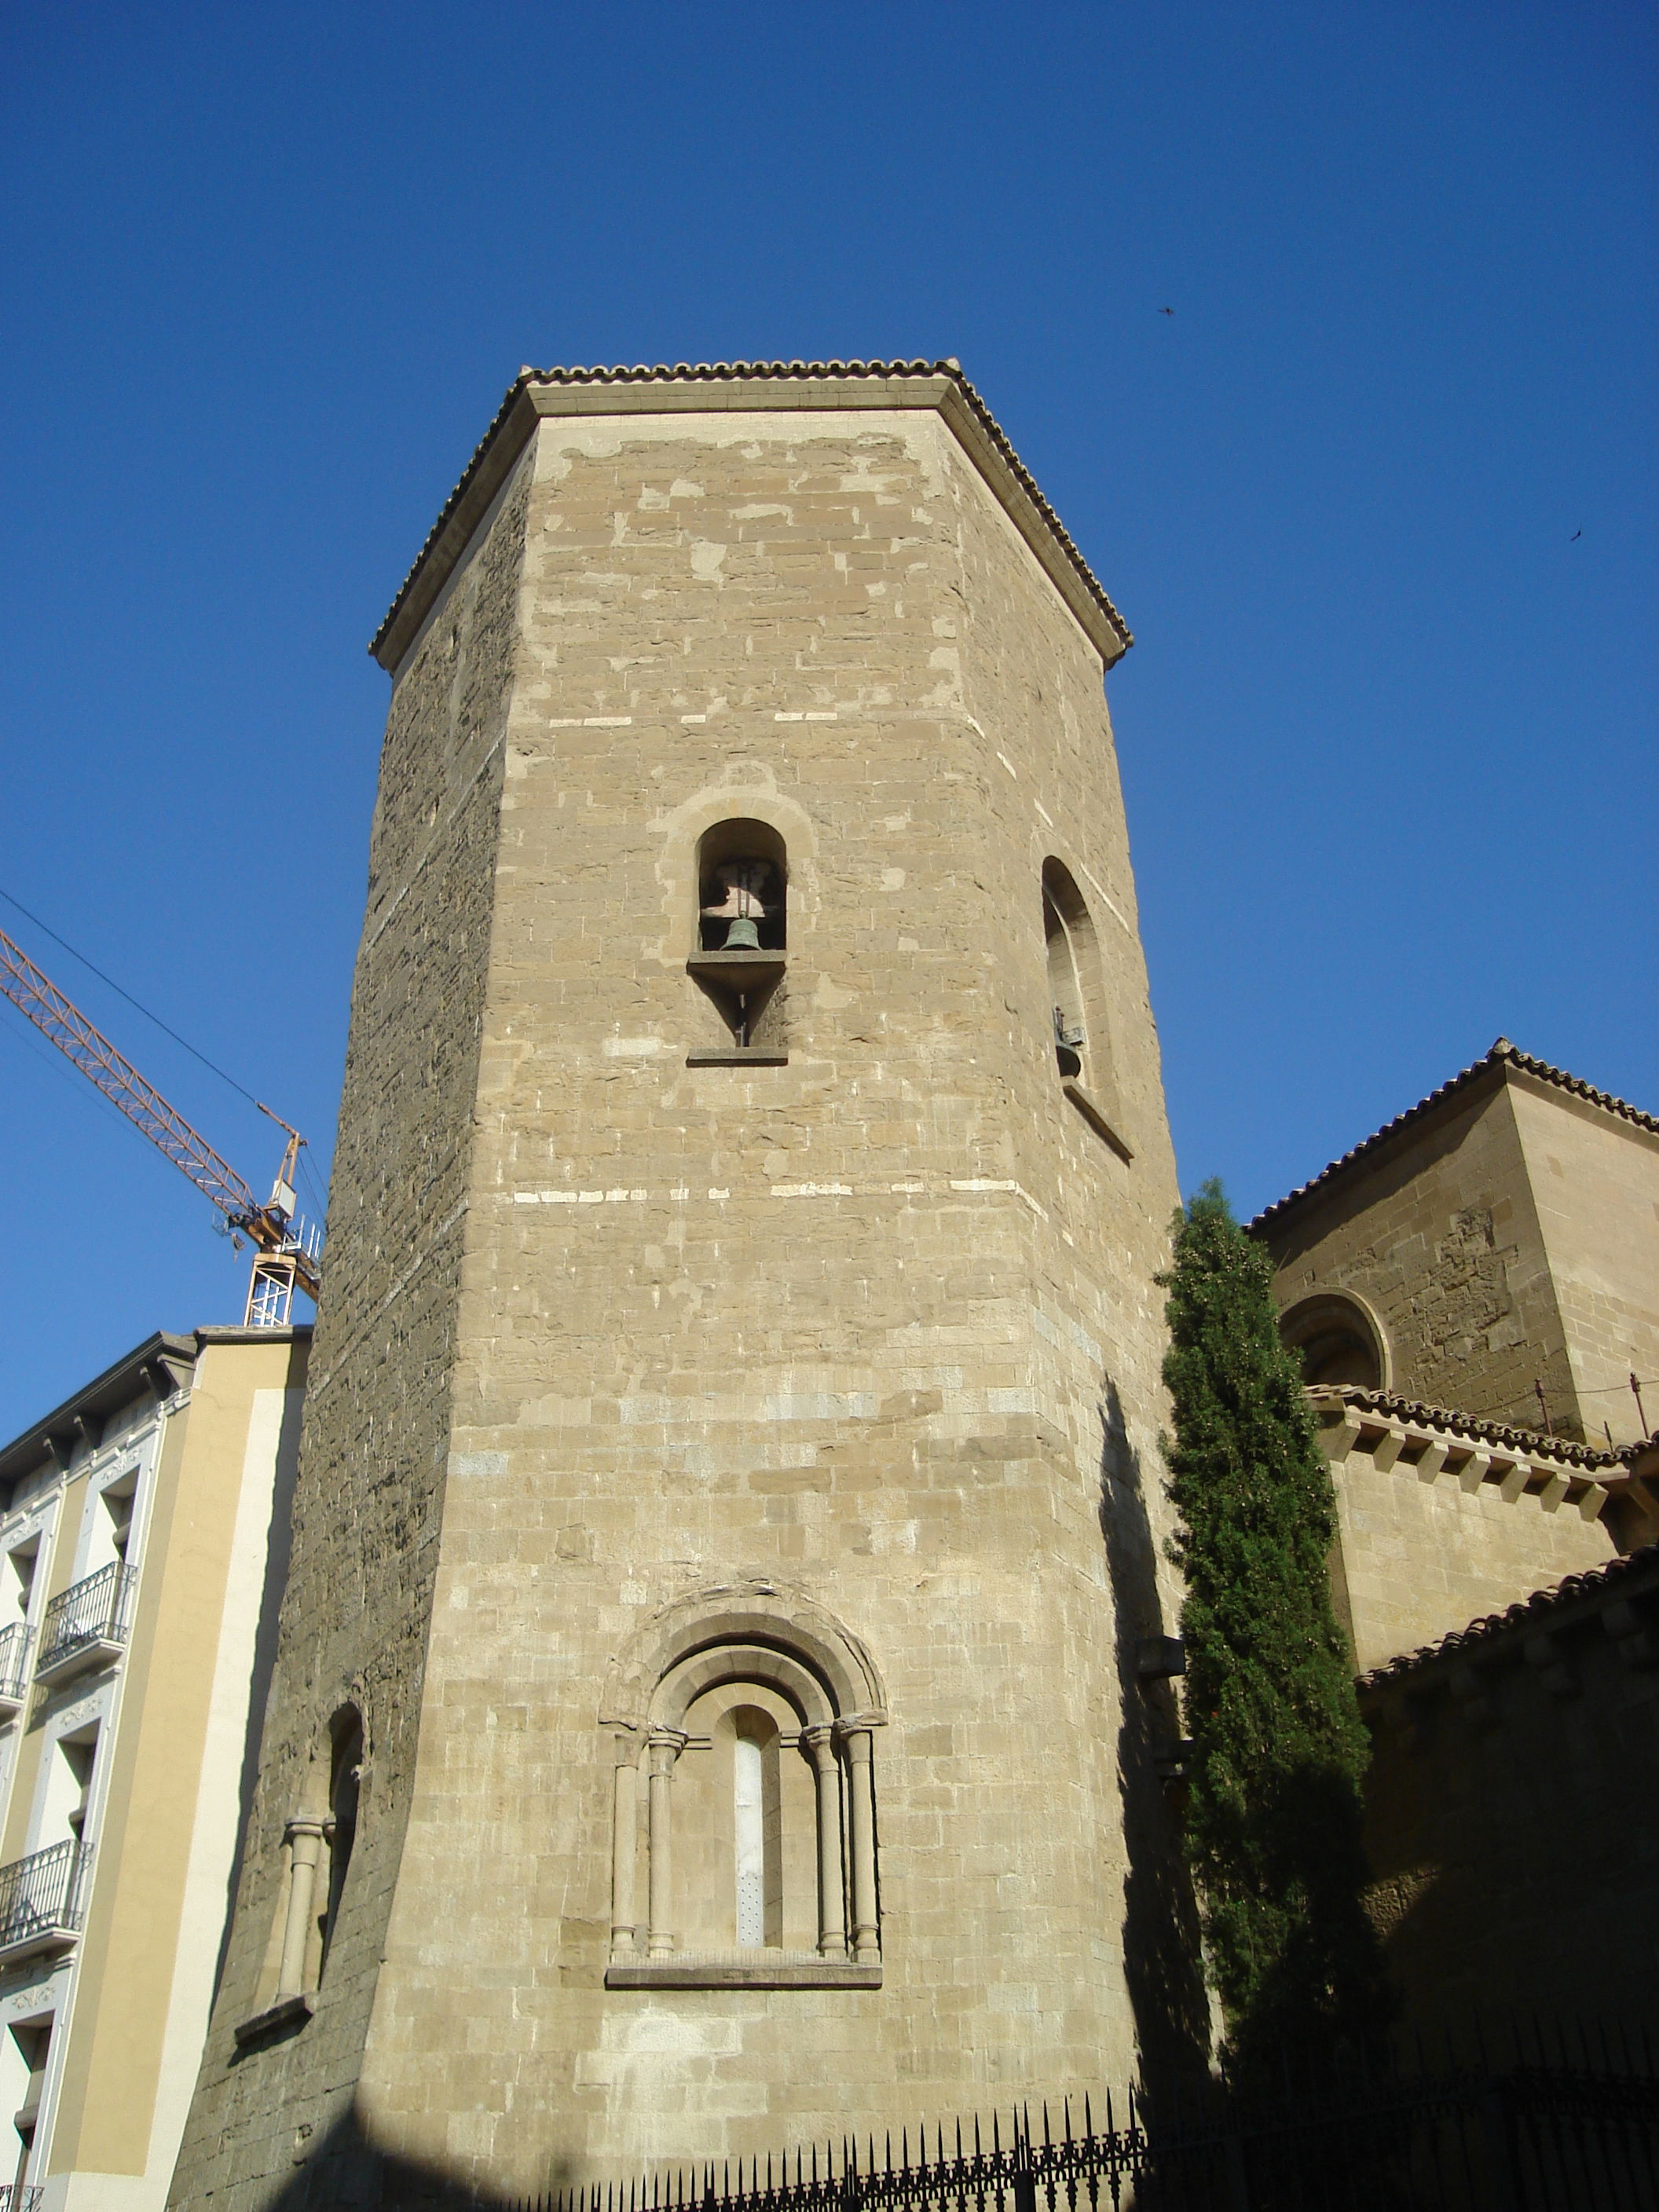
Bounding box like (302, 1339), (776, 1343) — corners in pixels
(2, 2), (1654, 1436)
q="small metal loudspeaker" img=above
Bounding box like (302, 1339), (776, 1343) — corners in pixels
(702, 859), (774, 951)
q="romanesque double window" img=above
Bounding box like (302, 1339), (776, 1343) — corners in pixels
(602, 1585), (884, 1987)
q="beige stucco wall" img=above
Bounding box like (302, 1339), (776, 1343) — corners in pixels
(172, 394), (1190, 2207)
(46, 1333), (306, 2207)
(1508, 1079), (1659, 1448)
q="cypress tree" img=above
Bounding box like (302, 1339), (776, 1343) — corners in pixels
(1159, 1180), (1388, 2078)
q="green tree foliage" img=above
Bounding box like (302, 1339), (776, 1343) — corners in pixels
(1160, 1181), (1389, 2077)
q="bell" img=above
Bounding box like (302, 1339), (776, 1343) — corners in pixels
(723, 917), (762, 950)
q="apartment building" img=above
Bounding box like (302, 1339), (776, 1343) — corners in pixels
(0, 1324), (308, 2211)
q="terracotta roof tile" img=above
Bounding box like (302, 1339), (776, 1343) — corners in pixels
(1309, 1383), (1631, 1470)
(1359, 1543), (1659, 1689)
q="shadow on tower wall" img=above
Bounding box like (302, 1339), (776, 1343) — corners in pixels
(1097, 1379), (1210, 2091)
(254, 2098), (579, 2210)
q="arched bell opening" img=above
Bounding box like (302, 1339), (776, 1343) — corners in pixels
(690, 819), (789, 1050)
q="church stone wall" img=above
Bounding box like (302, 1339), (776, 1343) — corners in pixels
(1360, 1550), (1659, 2037)
(167, 457), (532, 2208)
(1327, 1437), (1615, 1672)
(1265, 1075), (1575, 1434)
(280, 402), (1187, 2196)
(1509, 1079), (1659, 1448)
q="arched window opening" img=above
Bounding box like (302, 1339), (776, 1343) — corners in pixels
(1279, 1293), (1390, 1390)
(688, 818), (788, 1056)
(319, 1707), (362, 1983)
(602, 1596), (884, 1987)
(1041, 858), (1130, 1156)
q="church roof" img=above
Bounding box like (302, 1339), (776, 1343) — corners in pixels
(1308, 1382), (1628, 1471)
(1358, 1541), (1659, 1690)
(370, 359), (1132, 673)
(1251, 1039), (1659, 1236)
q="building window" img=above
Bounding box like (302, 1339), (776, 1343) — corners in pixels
(320, 1707), (362, 1982)
(602, 1587), (885, 1986)
(1042, 858), (1130, 1157)
(1279, 1292), (1390, 1390)
(687, 819), (788, 1057)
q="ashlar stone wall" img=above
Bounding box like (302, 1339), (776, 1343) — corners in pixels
(167, 453), (533, 2209)
(170, 380), (1190, 2210)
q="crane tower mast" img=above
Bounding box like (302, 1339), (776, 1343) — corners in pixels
(0, 924), (320, 1326)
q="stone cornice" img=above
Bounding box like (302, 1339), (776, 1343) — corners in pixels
(370, 359), (1133, 676)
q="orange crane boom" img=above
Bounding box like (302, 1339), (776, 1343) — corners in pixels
(0, 923), (320, 1324)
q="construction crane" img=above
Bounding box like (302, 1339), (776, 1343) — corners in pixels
(0, 924), (320, 1327)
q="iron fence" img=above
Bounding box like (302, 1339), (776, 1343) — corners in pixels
(0, 2186), (44, 2210)
(0, 1840), (90, 1952)
(37, 1560), (135, 1673)
(496, 2020), (1657, 2212)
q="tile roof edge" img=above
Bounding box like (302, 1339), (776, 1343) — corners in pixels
(368, 360), (1132, 672)
(1251, 1040), (1659, 1234)
(1307, 1383), (1630, 1470)
(1357, 1543), (1659, 1690)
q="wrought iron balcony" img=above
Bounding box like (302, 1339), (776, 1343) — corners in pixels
(36, 1562), (136, 1682)
(0, 1839), (90, 1962)
(0, 1622), (29, 1716)
(0, 2185), (44, 2210)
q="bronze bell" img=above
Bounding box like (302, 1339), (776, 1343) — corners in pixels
(723, 915), (762, 950)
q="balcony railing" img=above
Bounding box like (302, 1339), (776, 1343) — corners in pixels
(0, 1621), (29, 1708)
(0, 2185), (44, 2211)
(0, 1840), (90, 1960)
(36, 1562), (135, 1679)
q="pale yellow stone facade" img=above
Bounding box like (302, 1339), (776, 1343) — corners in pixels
(0, 1325), (308, 2210)
(1261, 1046), (1659, 1446)
(167, 365), (1192, 2207)
(1309, 1389), (1618, 1672)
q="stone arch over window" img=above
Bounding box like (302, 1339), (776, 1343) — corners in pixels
(602, 1582), (885, 1987)
(689, 817), (788, 1054)
(1042, 857), (1130, 1158)
(1279, 1291), (1391, 1390)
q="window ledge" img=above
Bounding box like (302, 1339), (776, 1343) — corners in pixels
(686, 1049), (789, 1067)
(1063, 1080), (1133, 1162)
(233, 1991), (315, 2045)
(606, 1956), (881, 1990)
(687, 950), (786, 989)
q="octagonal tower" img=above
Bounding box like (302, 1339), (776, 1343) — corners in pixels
(170, 361), (1191, 2209)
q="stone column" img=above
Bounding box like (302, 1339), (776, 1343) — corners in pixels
(801, 1724), (847, 1959)
(276, 1817), (327, 1999)
(610, 1730), (641, 1957)
(646, 1729), (687, 1959)
(839, 1724), (879, 1962)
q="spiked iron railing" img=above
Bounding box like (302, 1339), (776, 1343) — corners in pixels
(37, 1561), (136, 1675)
(484, 2017), (1659, 2212)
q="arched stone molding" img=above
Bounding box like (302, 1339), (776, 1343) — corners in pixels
(1279, 1289), (1393, 1392)
(602, 1581), (884, 1988)
(602, 1577), (886, 1734)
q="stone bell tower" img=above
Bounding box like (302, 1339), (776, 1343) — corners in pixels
(169, 361), (1189, 2209)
